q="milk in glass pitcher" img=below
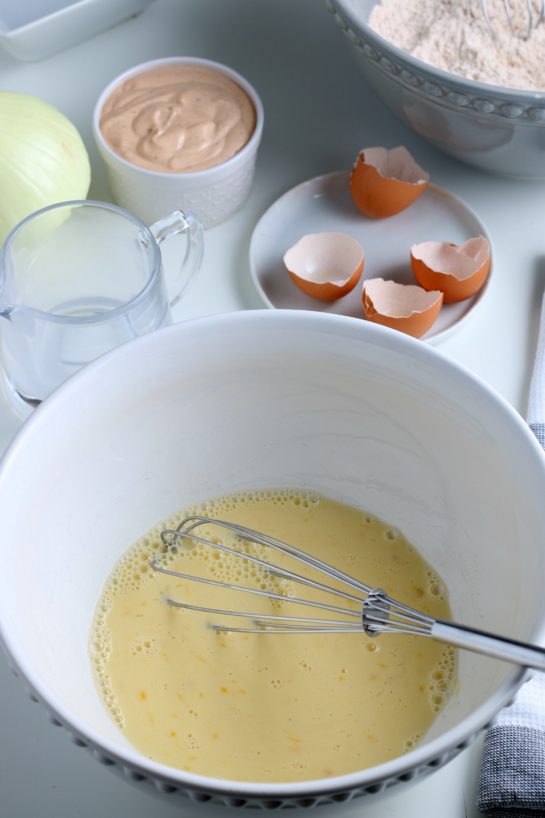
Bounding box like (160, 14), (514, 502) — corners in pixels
(0, 200), (203, 407)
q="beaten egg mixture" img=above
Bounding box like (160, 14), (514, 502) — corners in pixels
(91, 490), (455, 782)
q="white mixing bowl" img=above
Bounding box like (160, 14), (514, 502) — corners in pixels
(1, 310), (545, 809)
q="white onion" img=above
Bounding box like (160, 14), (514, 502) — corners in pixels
(0, 92), (91, 243)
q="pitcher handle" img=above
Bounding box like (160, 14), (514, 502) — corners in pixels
(149, 211), (204, 308)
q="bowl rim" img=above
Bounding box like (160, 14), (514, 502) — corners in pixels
(1, 308), (545, 798)
(329, 0), (545, 102)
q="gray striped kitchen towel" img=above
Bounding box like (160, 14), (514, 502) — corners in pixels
(478, 294), (545, 817)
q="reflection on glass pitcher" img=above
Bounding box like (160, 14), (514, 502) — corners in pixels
(0, 200), (204, 408)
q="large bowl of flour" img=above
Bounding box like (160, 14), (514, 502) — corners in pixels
(327, 0), (545, 177)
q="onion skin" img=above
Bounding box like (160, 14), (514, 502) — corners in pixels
(0, 92), (91, 243)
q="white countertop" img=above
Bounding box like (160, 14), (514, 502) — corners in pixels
(0, 0), (541, 815)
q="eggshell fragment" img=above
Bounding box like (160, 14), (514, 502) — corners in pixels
(283, 232), (365, 302)
(362, 278), (443, 338)
(411, 236), (491, 303)
(350, 146), (429, 219)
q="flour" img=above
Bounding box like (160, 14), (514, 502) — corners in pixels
(368, 0), (545, 91)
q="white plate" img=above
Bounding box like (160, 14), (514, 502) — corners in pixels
(249, 171), (492, 344)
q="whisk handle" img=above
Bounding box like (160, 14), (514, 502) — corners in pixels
(433, 620), (545, 671)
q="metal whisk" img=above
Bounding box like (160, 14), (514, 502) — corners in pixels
(469, 0), (544, 40)
(151, 515), (545, 672)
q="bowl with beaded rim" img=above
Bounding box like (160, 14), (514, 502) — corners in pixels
(327, 0), (545, 178)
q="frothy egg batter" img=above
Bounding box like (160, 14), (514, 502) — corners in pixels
(91, 490), (456, 782)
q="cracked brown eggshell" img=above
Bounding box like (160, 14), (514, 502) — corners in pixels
(283, 232), (365, 302)
(362, 277), (443, 338)
(411, 236), (491, 303)
(350, 146), (429, 219)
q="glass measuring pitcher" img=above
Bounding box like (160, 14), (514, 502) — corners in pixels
(0, 200), (203, 407)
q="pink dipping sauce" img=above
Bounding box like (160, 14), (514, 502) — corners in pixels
(99, 63), (256, 173)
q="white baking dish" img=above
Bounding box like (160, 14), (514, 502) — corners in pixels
(0, 0), (154, 61)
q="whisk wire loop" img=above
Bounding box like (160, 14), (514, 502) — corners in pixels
(157, 515), (368, 609)
(153, 559), (362, 619)
(164, 515), (372, 596)
(151, 516), (545, 671)
(489, 0), (542, 39)
(166, 600), (362, 633)
(467, 0), (544, 39)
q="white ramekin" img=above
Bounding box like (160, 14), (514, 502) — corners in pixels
(93, 56), (264, 228)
